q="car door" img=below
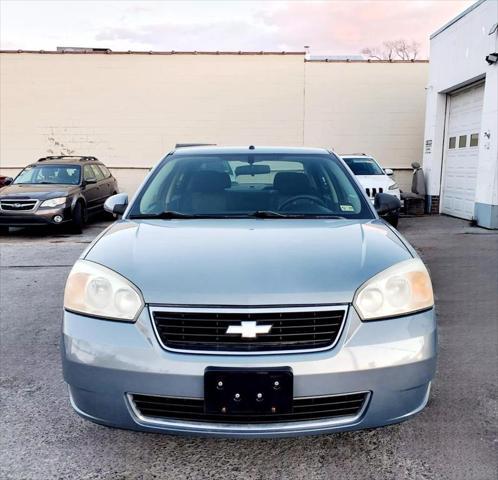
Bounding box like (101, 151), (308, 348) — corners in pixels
(82, 164), (100, 212)
(97, 165), (115, 198)
(90, 164), (108, 208)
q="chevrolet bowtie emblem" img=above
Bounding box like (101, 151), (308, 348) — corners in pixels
(226, 321), (272, 338)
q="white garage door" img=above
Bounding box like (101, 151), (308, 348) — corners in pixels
(441, 83), (484, 219)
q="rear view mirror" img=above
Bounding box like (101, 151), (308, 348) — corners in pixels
(384, 168), (394, 176)
(2, 177), (13, 186)
(235, 164), (271, 176)
(374, 192), (401, 215)
(104, 193), (128, 216)
(84, 177), (97, 185)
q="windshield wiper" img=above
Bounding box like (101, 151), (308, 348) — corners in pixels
(129, 210), (347, 220)
(249, 210), (345, 219)
(249, 210), (290, 218)
(129, 211), (225, 220)
(304, 214), (346, 219)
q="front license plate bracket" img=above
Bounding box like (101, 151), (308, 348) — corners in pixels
(204, 367), (293, 415)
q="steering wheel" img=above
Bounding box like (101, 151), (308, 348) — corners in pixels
(279, 195), (327, 211)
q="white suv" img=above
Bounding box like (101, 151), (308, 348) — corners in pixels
(341, 154), (400, 226)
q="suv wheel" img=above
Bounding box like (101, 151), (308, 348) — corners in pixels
(70, 201), (85, 234)
(385, 210), (399, 228)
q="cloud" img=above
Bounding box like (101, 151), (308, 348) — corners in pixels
(258, 0), (474, 57)
(95, 19), (278, 51)
(1, 0), (474, 55)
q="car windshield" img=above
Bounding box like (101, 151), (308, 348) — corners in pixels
(14, 165), (81, 185)
(129, 153), (374, 219)
(343, 157), (384, 176)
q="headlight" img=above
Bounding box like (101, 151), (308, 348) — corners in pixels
(41, 197), (67, 208)
(64, 259), (144, 321)
(388, 183), (399, 190)
(354, 258), (433, 321)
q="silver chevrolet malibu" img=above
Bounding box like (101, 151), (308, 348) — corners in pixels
(62, 146), (436, 438)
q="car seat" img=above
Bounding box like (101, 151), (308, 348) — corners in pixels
(183, 170), (231, 214)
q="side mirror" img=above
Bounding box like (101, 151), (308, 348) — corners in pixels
(84, 177), (97, 185)
(2, 177), (13, 186)
(104, 193), (128, 216)
(384, 168), (394, 176)
(374, 192), (401, 215)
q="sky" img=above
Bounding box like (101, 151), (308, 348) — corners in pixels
(0, 0), (475, 58)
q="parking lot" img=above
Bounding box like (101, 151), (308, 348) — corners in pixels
(0, 215), (497, 480)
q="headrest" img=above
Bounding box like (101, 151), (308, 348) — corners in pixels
(188, 170), (231, 193)
(273, 172), (312, 195)
(58, 170), (72, 181)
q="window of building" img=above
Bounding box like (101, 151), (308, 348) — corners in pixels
(449, 137), (456, 149)
(469, 133), (479, 147)
(458, 135), (467, 148)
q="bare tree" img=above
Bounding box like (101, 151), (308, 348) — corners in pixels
(362, 39), (420, 60)
(361, 45), (385, 60)
(393, 39), (420, 60)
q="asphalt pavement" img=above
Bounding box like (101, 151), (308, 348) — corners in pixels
(0, 216), (497, 480)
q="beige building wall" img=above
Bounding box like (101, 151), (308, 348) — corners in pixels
(0, 52), (305, 194)
(304, 61), (429, 190)
(0, 52), (428, 194)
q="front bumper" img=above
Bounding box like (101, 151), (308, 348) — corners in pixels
(369, 190), (401, 205)
(62, 306), (437, 438)
(0, 205), (71, 226)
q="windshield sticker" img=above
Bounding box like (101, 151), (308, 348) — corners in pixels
(340, 204), (354, 212)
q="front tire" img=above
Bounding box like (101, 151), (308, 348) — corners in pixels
(385, 210), (399, 228)
(70, 201), (85, 234)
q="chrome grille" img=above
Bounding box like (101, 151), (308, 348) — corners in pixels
(0, 199), (38, 211)
(151, 306), (346, 354)
(365, 187), (383, 198)
(130, 392), (369, 424)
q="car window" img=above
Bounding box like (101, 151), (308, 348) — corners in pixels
(99, 165), (111, 178)
(83, 165), (97, 181)
(90, 165), (105, 181)
(14, 165), (81, 185)
(129, 153), (373, 219)
(343, 158), (384, 176)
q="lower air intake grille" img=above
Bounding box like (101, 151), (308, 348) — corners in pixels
(151, 308), (346, 353)
(131, 392), (369, 424)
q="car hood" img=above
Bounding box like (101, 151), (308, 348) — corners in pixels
(85, 219), (413, 306)
(355, 175), (395, 189)
(0, 183), (77, 199)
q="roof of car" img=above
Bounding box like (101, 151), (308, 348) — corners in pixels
(340, 154), (373, 158)
(171, 146), (332, 156)
(35, 156), (101, 164)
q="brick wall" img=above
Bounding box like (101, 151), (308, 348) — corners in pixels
(429, 195), (440, 214)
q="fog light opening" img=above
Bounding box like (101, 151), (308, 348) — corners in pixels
(53, 215), (63, 223)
